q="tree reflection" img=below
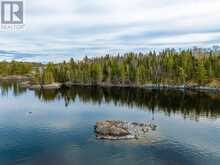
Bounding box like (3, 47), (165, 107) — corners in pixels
(35, 86), (220, 120)
(0, 81), (27, 96)
(1, 82), (220, 120)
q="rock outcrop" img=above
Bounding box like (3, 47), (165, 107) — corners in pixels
(143, 83), (220, 92)
(40, 83), (62, 90)
(95, 120), (157, 140)
(21, 82), (62, 90)
(0, 75), (30, 81)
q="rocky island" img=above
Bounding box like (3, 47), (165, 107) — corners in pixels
(95, 120), (157, 140)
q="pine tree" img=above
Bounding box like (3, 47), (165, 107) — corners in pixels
(195, 61), (208, 85)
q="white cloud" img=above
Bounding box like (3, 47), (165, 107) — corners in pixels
(0, 0), (220, 62)
(149, 32), (220, 45)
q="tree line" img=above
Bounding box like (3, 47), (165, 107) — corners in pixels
(33, 49), (220, 86)
(0, 61), (33, 76)
(0, 49), (220, 86)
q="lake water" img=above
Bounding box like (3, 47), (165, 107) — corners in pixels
(0, 82), (220, 165)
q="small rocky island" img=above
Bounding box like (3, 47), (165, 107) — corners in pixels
(95, 120), (157, 140)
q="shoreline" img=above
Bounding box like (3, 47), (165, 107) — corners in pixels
(23, 81), (220, 93)
(67, 83), (220, 93)
(1, 76), (220, 93)
(0, 75), (30, 81)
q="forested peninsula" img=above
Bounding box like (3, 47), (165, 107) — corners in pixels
(0, 48), (220, 91)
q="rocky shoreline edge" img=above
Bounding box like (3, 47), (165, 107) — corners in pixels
(20, 81), (220, 93)
(0, 75), (220, 92)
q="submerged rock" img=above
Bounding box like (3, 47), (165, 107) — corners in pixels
(95, 120), (157, 140)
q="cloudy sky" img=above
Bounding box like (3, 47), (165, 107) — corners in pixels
(0, 0), (220, 62)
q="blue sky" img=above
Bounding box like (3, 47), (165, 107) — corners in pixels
(0, 0), (220, 62)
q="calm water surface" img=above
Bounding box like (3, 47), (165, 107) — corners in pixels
(0, 82), (220, 165)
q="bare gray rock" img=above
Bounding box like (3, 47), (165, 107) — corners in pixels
(41, 83), (62, 90)
(95, 120), (157, 140)
(28, 83), (62, 90)
(0, 75), (30, 81)
(28, 84), (42, 90)
(20, 81), (31, 88)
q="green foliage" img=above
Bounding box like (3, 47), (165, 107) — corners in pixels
(43, 64), (55, 84)
(36, 50), (220, 86)
(33, 68), (42, 84)
(0, 61), (33, 76)
(1, 49), (220, 86)
(195, 60), (208, 85)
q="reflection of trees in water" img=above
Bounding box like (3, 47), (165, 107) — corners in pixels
(0, 81), (27, 96)
(34, 86), (220, 120)
(1, 82), (220, 120)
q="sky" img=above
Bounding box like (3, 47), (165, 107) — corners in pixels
(0, 0), (220, 62)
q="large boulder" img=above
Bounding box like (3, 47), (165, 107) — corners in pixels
(95, 120), (156, 140)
